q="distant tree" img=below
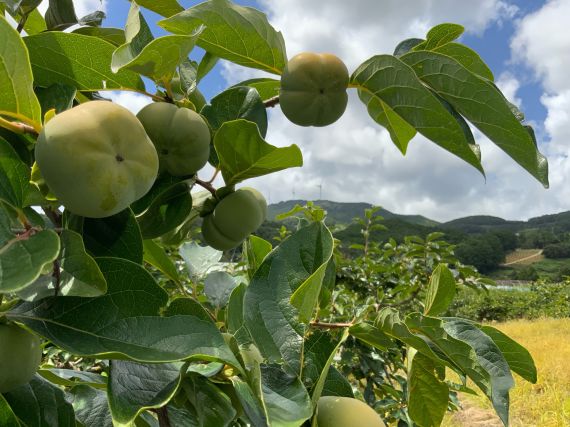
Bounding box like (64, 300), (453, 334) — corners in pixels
(455, 233), (505, 273)
(513, 265), (539, 281)
(543, 243), (570, 259)
(491, 230), (518, 252)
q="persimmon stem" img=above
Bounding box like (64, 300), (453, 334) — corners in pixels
(207, 168), (220, 184)
(156, 407), (171, 427)
(263, 95), (280, 108)
(195, 178), (216, 195)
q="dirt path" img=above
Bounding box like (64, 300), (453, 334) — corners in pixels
(502, 249), (543, 266)
(451, 400), (503, 427)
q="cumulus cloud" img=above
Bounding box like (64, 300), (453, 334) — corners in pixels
(211, 0), (565, 222)
(106, 91), (152, 114)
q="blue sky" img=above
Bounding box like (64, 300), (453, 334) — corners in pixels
(73, 0), (570, 221)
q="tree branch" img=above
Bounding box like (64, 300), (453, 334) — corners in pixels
(0, 117), (39, 137)
(310, 320), (353, 329)
(195, 178), (216, 196)
(263, 95), (280, 108)
(156, 407), (171, 427)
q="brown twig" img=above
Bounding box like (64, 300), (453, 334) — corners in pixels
(156, 407), (171, 427)
(310, 320), (353, 329)
(42, 206), (63, 229)
(263, 95), (280, 108)
(195, 178), (216, 195)
(52, 259), (61, 297)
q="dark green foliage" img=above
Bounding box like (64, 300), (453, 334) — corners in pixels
(454, 233), (505, 273)
(543, 243), (570, 259)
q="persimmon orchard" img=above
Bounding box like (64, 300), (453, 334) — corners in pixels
(0, 1), (546, 426)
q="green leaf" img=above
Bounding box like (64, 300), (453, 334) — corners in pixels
(351, 55), (483, 174)
(422, 23), (464, 50)
(44, 0), (77, 30)
(321, 366), (354, 398)
(22, 8), (47, 36)
(182, 375), (237, 427)
(303, 330), (349, 406)
(393, 38), (424, 56)
(35, 83), (76, 115)
(71, 208), (143, 264)
(215, 119), (303, 186)
(442, 318), (514, 426)
(0, 15), (42, 125)
(244, 222), (333, 373)
(424, 264), (456, 316)
(289, 226), (334, 323)
(408, 352), (449, 427)
(243, 235), (272, 278)
(57, 229), (107, 297)
(203, 86), (268, 167)
(479, 325), (537, 384)
(72, 27), (126, 46)
(108, 360), (185, 426)
(8, 257), (240, 366)
(204, 271), (238, 308)
(349, 322), (394, 351)
(136, 181), (192, 240)
(66, 385), (113, 427)
(0, 394), (20, 427)
(400, 50), (548, 187)
(0, 211), (59, 293)
(0, 137), (37, 209)
(112, 33), (201, 82)
(179, 241), (222, 279)
(136, 0), (183, 18)
(260, 364), (312, 427)
(24, 32), (144, 91)
(196, 51), (218, 82)
(232, 78), (280, 100)
(230, 376), (269, 427)
(159, 0), (287, 75)
(39, 368), (107, 389)
(202, 86), (268, 136)
(143, 239), (181, 284)
(2, 375), (76, 427)
(164, 297), (212, 323)
(432, 43), (494, 81)
(226, 283), (247, 336)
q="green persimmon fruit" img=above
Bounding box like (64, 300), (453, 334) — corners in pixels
(137, 102), (210, 176)
(317, 396), (386, 427)
(202, 187), (267, 251)
(0, 323), (42, 393)
(35, 101), (159, 218)
(279, 52), (349, 127)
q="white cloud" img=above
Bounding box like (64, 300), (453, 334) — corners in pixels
(106, 91), (152, 114)
(38, 0), (106, 21)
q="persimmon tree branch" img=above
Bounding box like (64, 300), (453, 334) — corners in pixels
(195, 178), (216, 196)
(263, 95), (280, 108)
(310, 320), (353, 329)
(0, 117), (39, 137)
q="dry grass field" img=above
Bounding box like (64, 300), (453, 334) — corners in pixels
(443, 318), (570, 427)
(503, 249), (544, 266)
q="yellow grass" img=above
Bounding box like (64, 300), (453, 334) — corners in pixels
(503, 249), (544, 265)
(443, 318), (570, 427)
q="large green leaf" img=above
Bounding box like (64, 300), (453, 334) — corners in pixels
(432, 43), (494, 81)
(66, 385), (113, 427)
(136, 182), (192, 240)
(408, 351), (449, 427)
(39, 368), (107, 389)
(351, 55), (483, 173)
(400, 50), (548, 187)
(56, 229), (107, 297)
(24, 32), (144, 91)
(7, 257), (240, 366)
(231, 78), (280, 101)
(303, 329), (349, 406)
(0, 15), (41, 125)
(2, 375), (76, 427)
(215, 119), (303, 186)
(230, 376), (269, 427)
(72, 27), (126, 46)
(143, 239), (181, 284)
(244, 222), (333, 373)
(108, 360), (185, 426)
(204, 271), (238, 308)
(260, 364), (312, 427)
(243, 235), (272, 279)
(71, 208), (143, 264)
(0, 209), (60, 294)
(424, 264), (456, 316)
(479, 325), (537, 383)
(349, 322), (394, 351)
(421, 23), (464, 50)
(202, 86), (268, 167)
(182, 374), (237, 427)
(159, 0), (287, 75)
(202, 86), (268, 136)
(44, 0), (77, 30)
(0, 394), (20, 426)
(0, 137), (37, 209)
(35, 83), (76, 116)
(136, 0), (183, 17)
(321, 366), (354, 398)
